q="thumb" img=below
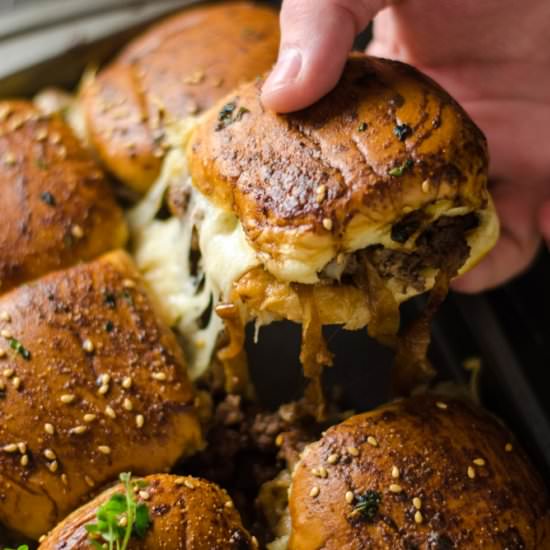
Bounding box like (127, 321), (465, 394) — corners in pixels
(261, 0), (385, 113)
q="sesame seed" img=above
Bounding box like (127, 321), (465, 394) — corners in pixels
(35, 129), (48, 141)
(151, 372), (167, 381)
(414, 511), (423, 524)
(60, 393), (76, 404)
(122, 376), (132, 389)
(20, 454), (29, 466)
(122, 278), (135, 288)
(105, 405), (116, 419)
(70, 425), (87, 435)
(85, 475), (95, 487)
(83, 414), (96, 423)
(99, 374), (110, 385)
(392, 466), (400, 479)
(322, 218), (333, 231)
(315, 185), (327, 203)
(505, 443), (513, 452)
(435, 401), (448, 410)
(0, 311), (11, 322)
(225, 500), (234, 509)
(467, 466), (476, 479)
(44, 423), (55, 435)
(389, 484), (402, 493)
(12, 377), (21, 390)
(98, 384), (109, 395)
(367, 436), (378, 447)
(38, 535), (47, 544)
(345, 491), (354, 504)
(310, 486), (320, 498)
(123, 398), (133, 411)
(17, 442), (26, 454)
(2, 153), (16, 166)
(413, 497), (422, 510)
(118, 516), (128, 528)
(473, 458), (486, 467)
(136, 414), (144, 428)
(275, 434), (284, 446)
(82, 339), (94, 353)
(97, 445), (111, 455)
(61, 473), (68, 485)
(3, 368), (14, 378)
(48, 460), (58, 473)
(421, 179), (431, 193)
(1, 329), (12, 339)
(43, 448), (56, 460)
(3, 444), (17, 453)
(184, 480), (195, 489)
(327, 453), (339, 465)
(139, 490), (150, 500)
(347, 446), (359, 457)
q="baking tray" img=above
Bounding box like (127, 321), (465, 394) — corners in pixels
(1, 0), (549, 490)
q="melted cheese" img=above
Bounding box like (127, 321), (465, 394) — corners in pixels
(129, 142), (259, 379)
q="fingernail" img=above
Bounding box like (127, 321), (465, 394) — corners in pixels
(263, 48), (302, 91)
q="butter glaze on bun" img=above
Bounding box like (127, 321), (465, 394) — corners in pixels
(0, 251), (202, 539)
(0, 100), (127, 294)
(40, 474), (257, 549)
(287, 396), (550, 549)
(82, 1), (279, 193)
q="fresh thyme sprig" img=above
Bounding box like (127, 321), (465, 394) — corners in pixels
(85, 472), (151, 550)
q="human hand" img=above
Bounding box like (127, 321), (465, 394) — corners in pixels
(262, 0), (550, 292)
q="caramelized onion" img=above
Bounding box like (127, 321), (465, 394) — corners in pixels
(215, 302), (251, 396)
(297, 286), (334, 420)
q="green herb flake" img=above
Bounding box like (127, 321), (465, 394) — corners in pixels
(215, 102), (250, 131)
(388, 158), (414, 177)
(393, 123), (412, 141)
(357, 122), (368, 132)
(86, 472), (151, 550)
(352, 490), (381, 522)
(3, 545), (29, 550)
(40, 191), (56, 206)
(8, 338), (31, 360)
(35, 157), (48, 170)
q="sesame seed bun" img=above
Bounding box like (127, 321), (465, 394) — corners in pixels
(81, 1), (279, 193)
(287, 396), (550, 549)
(186, 54), (499, 327)
(0, 100), (127, 295)
(39, 474), (257, 549)
(0, 251), (202, 539)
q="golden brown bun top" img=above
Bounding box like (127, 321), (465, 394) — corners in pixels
(188, 54), (493, 283)
(40, 474), (257, 550)
(82, 1), (279, 192)
(0, 100), (127, 294)
(288, 395), (550, 549)
(0, 251), (201, 539)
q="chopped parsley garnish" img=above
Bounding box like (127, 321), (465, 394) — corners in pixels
(8, 338), (31, 360)
(86, 472), (151, 550)
(393, 123), (412, 141)
(40, 191), (56, 206)
(215, 102), (250, 131)
(35, 158), (48, 170)
(388, 158), (414, 177)
(352, 490), (381, 522)
(104, 293), (117, 309)
(357, 122), (368, 132)
(122, 290), (134, 306)
(4, 545), (29, 550)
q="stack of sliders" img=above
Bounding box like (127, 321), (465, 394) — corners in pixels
(0, 1), (548, 549)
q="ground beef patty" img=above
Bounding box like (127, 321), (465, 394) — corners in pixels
(369, 212), (479, 291)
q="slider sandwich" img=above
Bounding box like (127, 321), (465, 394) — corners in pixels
(163, 53), (498, 407)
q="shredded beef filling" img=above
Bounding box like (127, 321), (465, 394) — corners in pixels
(327, 213), (479, 292)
